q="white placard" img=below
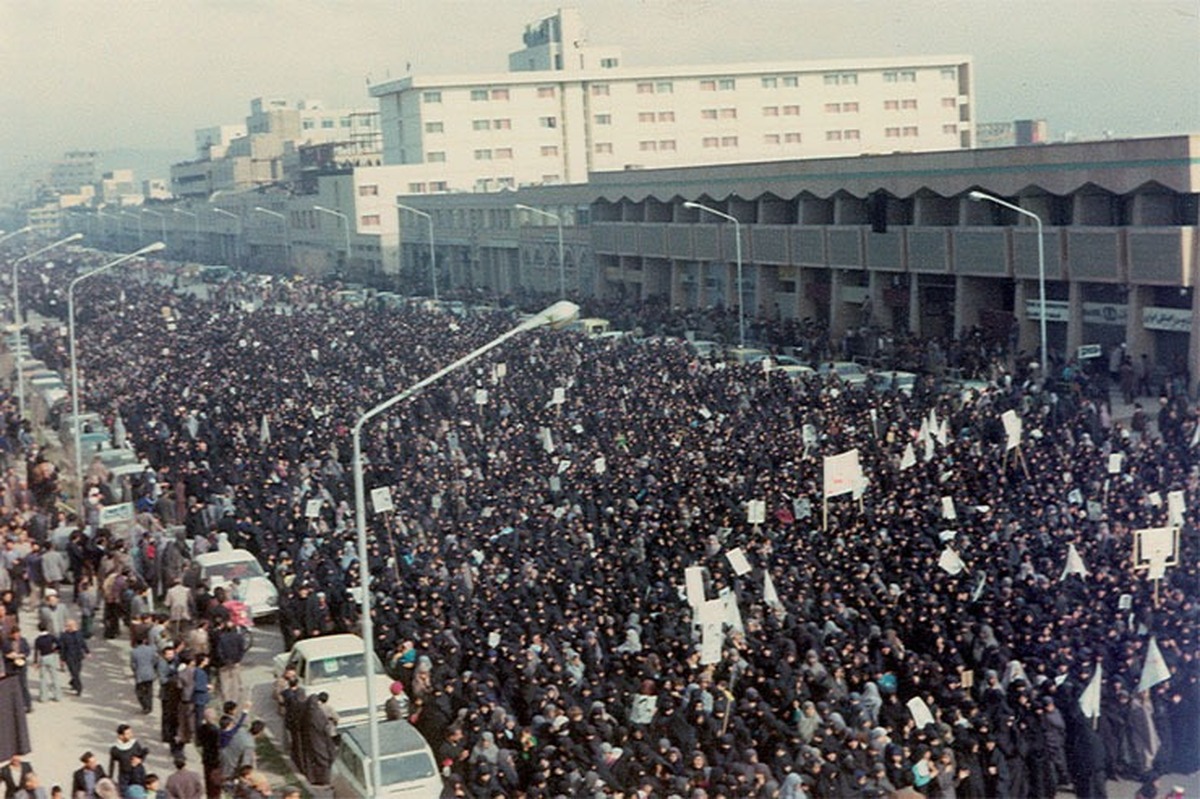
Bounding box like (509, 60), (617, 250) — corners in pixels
(700, 623), (723, 665)
(593, 457), (606, 474)
(1167, 490), (1185, 526)
(802, 424), (817, 447)
(746, 499), (766, 525)
(726, 548), (752, 577)
(1108, 453), (1124, 474)
(1001, 410), (1022, 451)
(1086, 500), (1103, 521)
(899, 443), (916, 471)
(907, 697), (935, 728)
(698, 406), (712, 420)
(493, 363), (507, 380)
(99, 503), (135, 525)
(696, 597), (724, 626)
(686, 567), (707, 607)
(556, 459), (571, 474)
(474, 388), (488, 406)
(540, 427), (554, 453)
(548, 475), (561, 493)
(371, 487), (394, 514)
(938, 547), (965, 575)
(719, 587), (744, 634)
(550, 387), (566, 406)
(1148, 492), (1162, 507)
(823, 449), (862, 498)
(941, 496), (957, 520)
(305, 499), (323, 518)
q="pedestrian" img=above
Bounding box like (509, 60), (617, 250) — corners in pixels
(69, 751), (107, 799)
(35, 589), (65, 637)
(302, 692), (339, 786)
(211, 618), (245, 707)
(11, 771), (46, 799)
(163, 756), (203, 799)
(130, 635), (157, 714)
(31, 623), (60, 703)
(190, 653), (211, 733)
(107, 724), (148, 790)
(195, 708), (222, 799)
(57, 617), (88, 695)
(157, 643), (182, 748)
(1, 753), (32, 799)
(4, 628), (31, 712)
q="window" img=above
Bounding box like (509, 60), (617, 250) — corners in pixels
(883, 72), (898, 83)
(591, 84), (610, 96)
(540, 145), (559, 156)
(764, 133), (781, 144)
(639, 140), (657, 151)
(470, 89), (488, 101)
(901, 99), (918, 110)
(718, 78), (736, 90)
(357, 184), (379, 196)
(407, 183), (426, 194)
(600, 57), (619, 68)
(594, 142), (613, 154)
(884, 100), (900, 111)
(340, 117), (351, 127)
(784, 132), (802, 143)
(825, 103), (841, 113)
(637, 82), (654, 94)
(702, 136), (719, 148)
(542, 174), (561, 183)
(885, 127), (901, 138)
(594, 113), (612, 125)
(656, 81), (673, 93)
(720, 135), (738, 146)
(842, 102), (859, 112)
(701, 109), (718, 120)
(321, 119), (334, 128)
(719, 107), (737, 119)
(824, 74), (839, 85)
(537, 86), (556, 98)
(424, 121), (444, 133)
(495, 147), (513, 159)
(474, 149), (492, 160)
(900, 70), (916, 82)
(491, 88), (509, 100)
(700, 79), (716, 91)
(638, 112), (656, 123)
(539, 116), (558, 128)
(762, 76), (778, 88)
(942, 123), (958, 134)
(657, 111), (675, 122)
(427, 151), (446, 162)
(302, 120), (314, 130)
(659, 139), (676, 150)
(497, 177), (515, 188)
(430, 181), (448, 192)
(422, 91), (442, 103)
(844, 129), (860, 140)
(783, 105), (800, 116)
(783, 75), (799, 87)
(903, 125), (919, 136)
(826, 130), (843, 141)
(360, 214), (380, 227)
(494, 118), (512, 129)
(472, 119), (491, 131)
(763, 106), (780, 116)
(941, 67), (958, 80)
(942, 97), (957, 108)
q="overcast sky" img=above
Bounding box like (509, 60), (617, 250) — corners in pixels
(2, 0), (1197, 183)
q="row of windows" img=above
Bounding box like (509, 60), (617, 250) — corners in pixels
(595, 141), (679, 153)
(426, 146), (561, 162)
(302, 119), (346, 130)
(405, 181), (450, 194)
(763, 133), (805, 144)
(824, 102), (860, 113)
(593, 97), (958, 125)
(474, 148), (515, 160)
(700, 108), (738, 120)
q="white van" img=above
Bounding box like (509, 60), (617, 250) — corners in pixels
(331, 719), (443, 798)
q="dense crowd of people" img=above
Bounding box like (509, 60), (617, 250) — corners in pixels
(8, 256), (1200, 798)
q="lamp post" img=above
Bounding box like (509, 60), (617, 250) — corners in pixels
(351, 298), (578, 793)
(253, 207), (290, 272)
(211, 207), (241, 267)
(313, 205), (352, 273)
(0, 227), (33, 246)
(395, 203), (438, 301)
(173, 208), (199, 259)
(514, 204), (565, 299)
(69, 242), (165, 509)
(12, 232), (84, 421)
(684, 201), (745, 349)
(968, 190), (1047, 380)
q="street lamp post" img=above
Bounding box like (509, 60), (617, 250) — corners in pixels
(11, 232), (84, 421)
(395, 203), (438, 301)
(69, 242), (165, 509)
(173, 208), (199, 259)
(253, 207), (290, 272)
(684, 201), (745, 349)
(514, 204), (565, 299)
(313, 205), (352, 273)
(351, 298), (579, 793)
(0, 227), (33, 246)
(211, 207), (242, 267)
(968, 190), (1048, 379)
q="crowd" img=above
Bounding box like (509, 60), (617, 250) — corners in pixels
(5, 256), (1199, 799)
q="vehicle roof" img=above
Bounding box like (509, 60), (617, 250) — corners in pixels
(342, 719), (431, 757)
(291, 633), (367, 659)
(193, 548), (259, 567)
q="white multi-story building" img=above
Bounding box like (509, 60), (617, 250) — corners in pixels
(369, 9), (973, 194)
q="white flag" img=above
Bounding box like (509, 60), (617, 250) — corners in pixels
(763, 571), (783, 613)
(550, 386), (566, 406)
(1167, 490), (1185, 527)
(907, 697), (935, 729)
(936, 420), (950, 447)
(938, 547), (966, 576)
(1137, 637), (1171, 692)
(1079, 662), (1103, 722)
(260, 414), (271, 444)
(918, 418), (930, 443)
(923, 434), (935, 463)
(899, 443), (916, 471)
(1108, 453), (1124, 474)
(540, 427), (554, 453)
(474, 388), (488, 405)
(1191, 420), (1200, 448)
(823, 449), (862, 498)
(1060, 542), (1090, 581)
(928, 409), (939, 435)
(941, 496), (957, 520)
(593, 457), (606, 474)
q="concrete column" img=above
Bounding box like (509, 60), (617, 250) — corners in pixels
(829, 269), (846, 341)
(1190, 286), (1200, 397)
(797, 268), (819, 321)
(867, 271), (892, 330)
(955, 276), (982, 338)
(1125, 285), (1154, 363)
(908, 273), (921, 335)
(1066, 281), (1084, 356)
(1013, 280), (1038, 357)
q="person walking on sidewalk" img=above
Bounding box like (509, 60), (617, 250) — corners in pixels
(31, 622), (60, 703)
(130, 635), (157, 715)
(59, 618), (89, 695)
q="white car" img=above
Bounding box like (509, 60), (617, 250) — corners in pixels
(193, 549), (279, 620)
(331, 719), (443, 798)
(819, 361), (870, 387)
(271, 633), (393, 729)
(870, 370), (920, 395)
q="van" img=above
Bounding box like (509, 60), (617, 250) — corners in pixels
(330, 720), (443, 798)
(566, 317), (610, 337)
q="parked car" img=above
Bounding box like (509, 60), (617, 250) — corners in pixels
(271, 633), (393, 729)
(193, 549), (279, 620)
(331, 719), (443, 798)
(869, 370), (919, 395)
(819, 361), (870, 387)
(687, 339), (721, 360)
(725, 346), (771, 365)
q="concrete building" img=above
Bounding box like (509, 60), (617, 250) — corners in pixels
(47, 150), (99, 194)
(368, 9), (973, 194)
(977, 119), (1049, 148)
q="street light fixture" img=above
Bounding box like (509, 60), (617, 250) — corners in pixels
(968, 190), (1048, 379)
(0, 227), (33, 246)
(253, 207), (291, 271)
(395, 203), (438, 301)
(69, 242), (166, 509)
(514, 204), (565, 299)
(11, 232), (84, 421)
(211, 207), (242, 266)
(313, 205), (352, 270)
(684, 201), (745, 349)
(351, 298), (579, 794)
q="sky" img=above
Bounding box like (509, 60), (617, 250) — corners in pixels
(1, 0), (1197, 185)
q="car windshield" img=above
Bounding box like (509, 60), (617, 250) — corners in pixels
(203, 559), (265, 583)
(308, 654), (368, 682)
(381, 750), (438, 783)
(835, 363), (864, 376)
